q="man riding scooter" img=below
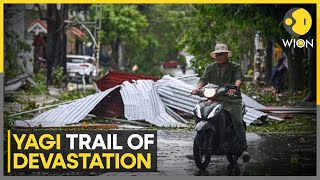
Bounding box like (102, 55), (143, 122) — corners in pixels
(192, 43), (250, 162)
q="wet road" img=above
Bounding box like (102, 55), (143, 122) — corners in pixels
(102, 130), (316, 176)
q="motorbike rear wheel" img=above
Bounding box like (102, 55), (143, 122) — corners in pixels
(193, 132), (211, 169)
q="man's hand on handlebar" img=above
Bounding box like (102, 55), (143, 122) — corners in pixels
(226, 89), (237, 96)
(191, 88), (200, 95)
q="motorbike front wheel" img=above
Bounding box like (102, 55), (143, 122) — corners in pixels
(226, 154), (239, 164)
(193, 131), (211, 169)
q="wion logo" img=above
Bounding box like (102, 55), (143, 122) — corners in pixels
(282, 8), (313, 48)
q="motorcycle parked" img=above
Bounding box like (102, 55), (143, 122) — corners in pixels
(192, 84), (247, 169)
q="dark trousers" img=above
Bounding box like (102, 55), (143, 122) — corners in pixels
(225, 104), (247, 151)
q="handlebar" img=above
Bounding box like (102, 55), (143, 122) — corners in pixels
(191, 84), (240, 96)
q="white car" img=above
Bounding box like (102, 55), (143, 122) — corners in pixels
(66, 55), (98, 84)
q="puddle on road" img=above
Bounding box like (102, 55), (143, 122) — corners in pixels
(102, 131), (316, 176)
(157, 130), (316, 176)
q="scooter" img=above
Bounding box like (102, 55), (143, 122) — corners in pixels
(192, 84), (247, 169)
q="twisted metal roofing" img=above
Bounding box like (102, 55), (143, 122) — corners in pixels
(14, 86), (119, 127)
(120, 80), (186, 127)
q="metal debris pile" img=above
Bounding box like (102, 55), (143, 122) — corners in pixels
(13, 74), (285, 128)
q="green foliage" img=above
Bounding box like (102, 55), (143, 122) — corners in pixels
(58, 89), (96, 102)
(147, 123), (195, 132)
(21, 71), (48, 95)
(4, 10), (32, 79)
(241, 82), (308, 106)
(3, 112), (15, 132)
(89, 4), (191, 76)
(143, 5), (191, 61)
(247, 115), (316, 133)
(178, 4), (294, 74)
(90, 4), (148, 69)
(52, 67), (67, 87)
(97, 4), (148, 42)
(176, 54), (186, 65)
(303, 58), (310, 88)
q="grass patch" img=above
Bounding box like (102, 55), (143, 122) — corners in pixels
(247, 115), (316, 133)
(147, 120), (196, 131)
(241, 82), (309, 106)
(58, 89), (96, 102)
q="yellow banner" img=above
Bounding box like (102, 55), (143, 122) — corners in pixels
(0, 3), (3, 73)
(317, 4), (320, 104)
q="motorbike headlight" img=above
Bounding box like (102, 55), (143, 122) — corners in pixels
(207, 104), (222, 119)
(195, 104), (202, 118)
(203, 88), (216, 98)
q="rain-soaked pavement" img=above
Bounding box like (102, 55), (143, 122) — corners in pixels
(102, 130), (316, 176)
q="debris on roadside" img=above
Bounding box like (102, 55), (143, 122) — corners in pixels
(155, 74), (276, 126)
(95, 70), (159, 90)
(15, 122), (119, 130)
(120, 80), (186, 127)
(5, 73), (38, 92)
(13, 86), (119, 127)
(67, 82), (98, 92)
(13, 71), (311, 129)
(255, 107), (316, 114)
(87, 115), (152, 127)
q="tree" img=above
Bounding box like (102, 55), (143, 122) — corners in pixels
(180, 4), (316, 101)
(135, 4), (192, 76)
(41, 4), (68, 87)
(90, 4), (148, 71)
(90, 4), (192, 77)
(4, 6), (31, 79)
(179, 5), (255, 75)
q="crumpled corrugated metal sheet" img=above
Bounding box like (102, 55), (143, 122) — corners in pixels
(175, 74), (200, 87)
(13, 73), (281, 128)
(155, 75), (281, 125)
(176, 74), (283, 120)
(243, 107), (268, 125)
(120, 80), (187, 127)
(96, 70), (159, 91)
(14, 86), (119, 127)
(241, 94), (266, 109)
(155, 75), (204, 114)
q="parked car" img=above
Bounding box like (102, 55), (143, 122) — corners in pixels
(66, 55), (98, 84)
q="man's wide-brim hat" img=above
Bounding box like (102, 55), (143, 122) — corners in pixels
(210, 43), (233, 59)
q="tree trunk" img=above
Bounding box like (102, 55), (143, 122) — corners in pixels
(285, 47), (304, 91)
(45, 4), (68, 87)
(61, 5), (68, 76)
(45, 4), (59, 86)
(265, 40), (273, 84)
(110, 37), (120, 70)
(276, 38), (304, 91)
(293, 47), (305, 90)
(118, 42), (124, 70)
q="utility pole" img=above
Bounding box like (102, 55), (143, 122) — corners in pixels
(93, 5), (98, 57)
(64, 20), (97, 53)
(65, 4), (102, 74)
(94, 4), (102, 75)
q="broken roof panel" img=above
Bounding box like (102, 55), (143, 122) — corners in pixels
(96, 70), (160, 91)
(155, 75), (279, 125)
(13, 73), (282, 128)
(14, 86), (119, 127)
(120, 80), (187, 127)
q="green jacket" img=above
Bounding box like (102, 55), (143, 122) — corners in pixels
(198, 61), (244, 110)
